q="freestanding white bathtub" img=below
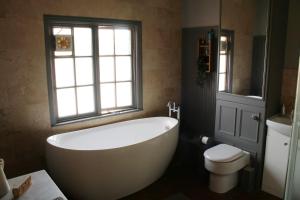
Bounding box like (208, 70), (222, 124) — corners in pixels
(46, 117), (179, 200)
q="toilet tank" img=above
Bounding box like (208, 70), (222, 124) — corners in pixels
(262, 115), (292, 198)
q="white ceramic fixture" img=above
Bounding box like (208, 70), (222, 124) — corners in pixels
(46, 117), (178, 200)
(262, 115), (292, 198)
(0, 159), (10, 198)
(204, 144), (250, 193)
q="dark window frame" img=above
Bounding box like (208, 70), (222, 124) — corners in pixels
(44, 15), (143, 126)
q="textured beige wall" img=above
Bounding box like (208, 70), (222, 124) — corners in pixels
(221, 0), (255, 95)
(182, 0), (219, 28)
(0, 0), (181, 177)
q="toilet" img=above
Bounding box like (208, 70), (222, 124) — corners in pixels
(204, 144), (250, 193)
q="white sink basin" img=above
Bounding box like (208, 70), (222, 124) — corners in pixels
(266, 115), (292, 137)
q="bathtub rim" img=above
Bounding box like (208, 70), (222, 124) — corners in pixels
(46, 116), (179, 152)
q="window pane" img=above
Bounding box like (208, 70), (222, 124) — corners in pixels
(74, 27), (92, 56)
(116, 82), (132, 107)
(75, 58), (93, 85)
(220, 36), (228, 54)
(116, 56), (132, 81)
(99, 57), (115, 82)
(115, 29), (131, 55)
(220, 36), (227, 42)
(77, 86), (95, 114)
(98, 29), (114, 55)
(218, 73), (226, 91)
(100, 83), (115, 109)
(55, 58), (75, 88)
(53, 27), (71, 35)
(219, 55), (227, 73)
(57, 88), (77, 117)
(55, 51), (73, 56)
(53, 27), (72, 56)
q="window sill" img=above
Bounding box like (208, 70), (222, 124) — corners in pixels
(52, 108), (143, 127)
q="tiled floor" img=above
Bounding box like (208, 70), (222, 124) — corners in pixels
(121, 168), (280, 200)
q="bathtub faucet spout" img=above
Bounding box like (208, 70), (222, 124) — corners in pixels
(167, 101), (180, 120)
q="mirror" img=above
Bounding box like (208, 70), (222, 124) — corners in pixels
(218, 0), (269, 98)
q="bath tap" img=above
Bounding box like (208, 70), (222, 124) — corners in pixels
(167, 101), (180, 120)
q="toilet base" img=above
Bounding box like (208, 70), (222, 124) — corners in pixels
(209, 172), (238, 193)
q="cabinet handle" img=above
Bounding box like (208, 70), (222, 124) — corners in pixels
(284, 142), (288, 146)
(251, 114), (260, 121)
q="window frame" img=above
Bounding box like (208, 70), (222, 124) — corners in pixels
(44, 15), (143, 126)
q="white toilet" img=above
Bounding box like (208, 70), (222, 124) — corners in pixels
(204, 144), (250, 193)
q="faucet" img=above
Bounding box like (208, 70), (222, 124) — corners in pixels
(167, 101), (180, 120)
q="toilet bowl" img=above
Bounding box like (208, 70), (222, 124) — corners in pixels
(204, 144), (250, 193)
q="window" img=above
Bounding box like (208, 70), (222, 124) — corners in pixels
(44, 16), (142, 125)
(218, 30), (234, 92)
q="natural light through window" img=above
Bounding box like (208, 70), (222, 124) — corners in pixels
(53, 26), (95, 117)
(98, 26), (133, 111)
(45, 16), (142, 125)
(218, 35), (230, 92)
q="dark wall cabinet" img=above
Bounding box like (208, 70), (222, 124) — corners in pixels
(181, 27), (218, 137)
(216, 101), (264, 146)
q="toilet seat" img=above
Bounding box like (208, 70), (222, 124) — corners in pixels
(204, 144), (244, 162)
(203, 144), (251, 193)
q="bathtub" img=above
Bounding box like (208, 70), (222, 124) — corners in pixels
(46, 117), (179, 200)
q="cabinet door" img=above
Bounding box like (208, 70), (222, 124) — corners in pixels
(215, 101), (238, 137)
(237, 107), (261, 143)
(262, 130), (290, 198)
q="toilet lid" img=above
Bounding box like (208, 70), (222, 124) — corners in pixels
(204, 144), (243, 162)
